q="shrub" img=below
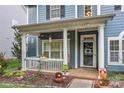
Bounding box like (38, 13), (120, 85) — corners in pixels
(108, 71), (124, 81)
(3, 70), (14, 77)
(0, 52), (8, 73)
(6, 59), (21, 70)
(14, 70), (25, 77)
(28, 74), (39, 83)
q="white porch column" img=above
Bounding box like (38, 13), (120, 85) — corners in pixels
(98, 24), (105, 69)
(63, 29), (68, 65)
(21, 33), (27, 70)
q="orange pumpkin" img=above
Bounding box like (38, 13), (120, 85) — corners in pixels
(100, 72), (107, 80)
(100, 68), (107, 80)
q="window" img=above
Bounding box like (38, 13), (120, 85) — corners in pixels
(42, 39), (63, 59)
(108, 32), (124, 65)
(84, 5), (92, 16)
(27, 35), (37, 57)
(114, 5), (121, 11)
(51, 41), (63, 59)
(109, 40), (119, 63)
(50, 5), (60, 19)
(43, 41), (49, 58)
(42, 39), (70, 59)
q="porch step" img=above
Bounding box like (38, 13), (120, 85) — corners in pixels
(69, 74), (97, 80)
(69, 68), (98, 80)
(68, 79), (93, 88)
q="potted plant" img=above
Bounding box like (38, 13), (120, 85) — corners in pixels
(98, 79), (110, 88)
(97, 68), (110, 88)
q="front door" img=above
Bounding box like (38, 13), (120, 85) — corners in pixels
(80, 35), (96, 68)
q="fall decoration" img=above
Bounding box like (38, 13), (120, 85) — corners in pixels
(53, 72), (64, 83)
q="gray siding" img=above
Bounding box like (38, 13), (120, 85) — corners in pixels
(78, 5), (97, 17)
(70, 31), (75, 68)
(28, 6), (37, 24)
(64, 5), (75, 19)
(92, 5), (97, 16)
(37, 5), (75, 23)
(38, 38), (42, 56)
(101, 5), (114, 14)
(103, 5), (124, 71)
(78, 5), (84, 17)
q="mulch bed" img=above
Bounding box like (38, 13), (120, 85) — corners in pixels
(93, 80), (124, 88)
(0, 71), (73, 88)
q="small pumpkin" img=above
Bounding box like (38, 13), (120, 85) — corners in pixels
(54, 72), (64, 83)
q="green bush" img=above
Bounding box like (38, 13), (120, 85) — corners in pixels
(6, 59), (21, 70)
(0, 52), (8, 73)
(108, 71), (124, 81)
(28, 74), (39, 82)
(3, 70), (14, 77)
(14, 70), (25, 77)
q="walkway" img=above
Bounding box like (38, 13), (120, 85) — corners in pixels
(68, 79), (93, 88)
(69, 68), (98, 80)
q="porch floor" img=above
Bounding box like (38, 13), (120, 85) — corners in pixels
(68, 68), (98, 80)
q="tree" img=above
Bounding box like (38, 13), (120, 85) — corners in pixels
(11, 29), (22, 60)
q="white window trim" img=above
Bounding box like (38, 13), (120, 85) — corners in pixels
(27, 6), (28, 24)
(97, 5), (101, 15)
(42, 38), (70, 60)
(75, 5), (78, 18)
(36, 5), (38, 23)
(50, 5), (61, 20)
(84, 5), (92, 17)
(122, 5), (124, 11)
(108, 31), (124, 66)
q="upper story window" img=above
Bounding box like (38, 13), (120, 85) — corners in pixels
(50, 5), (61, 19)
(114, 5), (121, 11)
(46, 5), (65, 20)
(84, 5), (92, 17)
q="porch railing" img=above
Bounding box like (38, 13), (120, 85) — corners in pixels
(24, 57), (63, 72)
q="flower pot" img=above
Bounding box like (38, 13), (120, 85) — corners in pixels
(97, 79), (110, 88)
(98, 85), (110, 88)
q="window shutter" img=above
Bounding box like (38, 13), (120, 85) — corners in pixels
(61, 5), (65, 18)
(46, 5), (50, 20)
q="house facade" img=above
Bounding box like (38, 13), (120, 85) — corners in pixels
(13, 5), (124, 72)
(0, 5), (27, 58)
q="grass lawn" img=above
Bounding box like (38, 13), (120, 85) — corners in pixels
(0, 84), (30, 88)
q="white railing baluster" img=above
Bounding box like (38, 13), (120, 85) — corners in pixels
(25, 58), (64, 72)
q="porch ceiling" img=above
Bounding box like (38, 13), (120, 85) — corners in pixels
(12, 13), (115, 33)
